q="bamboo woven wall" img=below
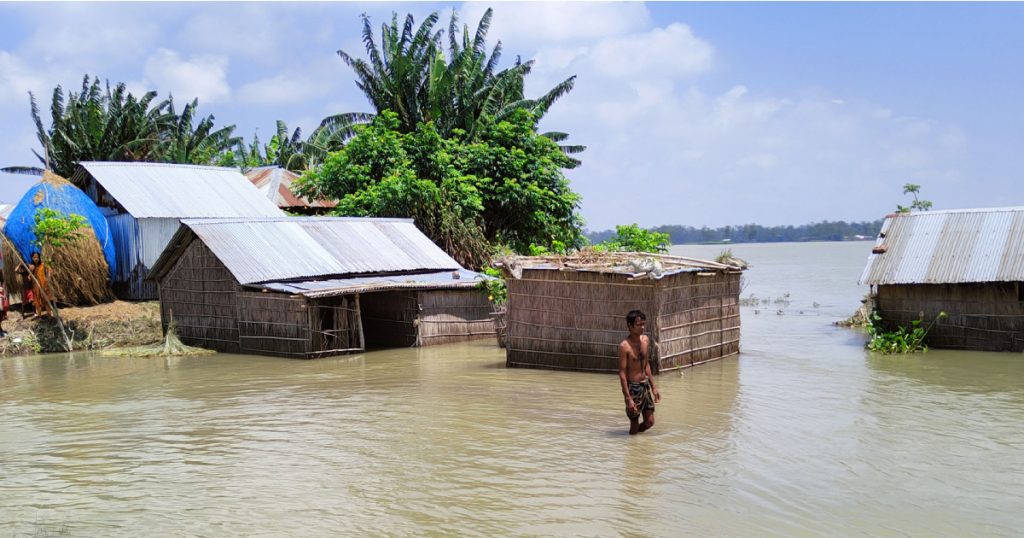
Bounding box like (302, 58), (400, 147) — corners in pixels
(307, 295), (362, 357)
(505, 269), (741, 372)
(361, 291), (418, 348)
(158, 240), (241, 353)
(877, 283), (1024, 352)
(506, 269), (658, 372)
(416, 289), (495, 346)
(655, 272), (742, 369)
(237, 291), (313, 358)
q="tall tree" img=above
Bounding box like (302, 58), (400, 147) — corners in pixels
(322, 9), (583, 163)
(160, 97), (241, 165)
(3, 75), (241, 182)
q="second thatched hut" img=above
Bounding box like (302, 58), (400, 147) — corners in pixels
(501, 252), (745, 373)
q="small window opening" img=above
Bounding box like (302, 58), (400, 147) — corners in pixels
(1018, 282), (1024, 302)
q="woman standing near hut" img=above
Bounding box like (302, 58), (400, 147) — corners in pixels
(29, 252), (51, 318)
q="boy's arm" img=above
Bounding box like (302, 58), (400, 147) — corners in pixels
(619, 342), (637, 414)
(643, 336), (660, 401)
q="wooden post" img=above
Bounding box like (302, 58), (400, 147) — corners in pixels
(355, 293), (366, 351)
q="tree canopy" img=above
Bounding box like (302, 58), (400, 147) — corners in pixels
(296, 110), (584, 268)
(3, 75), (240, 182)
(320, 9), (584, 164)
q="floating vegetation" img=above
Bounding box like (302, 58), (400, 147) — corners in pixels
(865, 311), (947, 354)
(101, 320), (214, 358)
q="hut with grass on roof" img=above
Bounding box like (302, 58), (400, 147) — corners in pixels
(245, 166), (337, 215)
(500, 252), (745, 373)
(860, 207), (1024, 352)
(147, 217), (495, 358)
(70, 162), (284, 300)
(1, 171), (116, 305)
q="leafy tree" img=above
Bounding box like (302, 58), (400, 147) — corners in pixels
(897, 183), (933, 212)
(3, 75), (241, 181)
(598, 224), (671, 253)
(160, 97), (241, 165)
(296, 110), (584, 267)
(323, 9), (583, 163)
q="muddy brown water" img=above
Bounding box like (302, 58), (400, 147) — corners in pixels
(1, 242), (1022, 536)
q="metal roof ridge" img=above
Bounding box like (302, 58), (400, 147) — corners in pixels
(180, 215), (415, 223)
(888, 206), (1024, 216)
(79, 161), (240, 172)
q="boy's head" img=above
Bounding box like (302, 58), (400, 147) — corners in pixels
(626, 310), (646, 328)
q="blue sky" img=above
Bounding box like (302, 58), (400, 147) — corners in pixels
(1, 2), (1021, 230)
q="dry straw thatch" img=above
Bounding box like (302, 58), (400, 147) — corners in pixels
(1, 172), (113, 306)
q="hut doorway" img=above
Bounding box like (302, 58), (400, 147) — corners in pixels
(359, 291), (419, 348)
(310, 295), (363, 356)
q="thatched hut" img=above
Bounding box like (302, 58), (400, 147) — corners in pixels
(147, 217), (495, 358)
(860, 207), (1024, 351)
(1, 171), (114, 305)
(501, 252), (745, 373)
(245, 166), (336, 215)
(70, 162), (284, 300)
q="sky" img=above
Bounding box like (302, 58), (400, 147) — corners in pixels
(1, 2), (1022, 231)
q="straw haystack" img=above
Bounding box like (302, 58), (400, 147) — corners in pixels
(2, 171), (114, 305)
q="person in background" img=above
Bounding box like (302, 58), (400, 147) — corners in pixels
(16, 262), (34, 319)
(29, 252), (52, 318)
(0, 280), (8, 336)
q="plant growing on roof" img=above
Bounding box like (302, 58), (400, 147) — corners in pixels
(596, 224), (671, 253)
(897, 183), (933, 213)
(476, 266), (507, 306)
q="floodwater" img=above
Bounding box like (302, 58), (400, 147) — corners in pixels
(2, 241), (1022, 536)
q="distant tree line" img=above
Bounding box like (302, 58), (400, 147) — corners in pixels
(586, 220), (884, 245)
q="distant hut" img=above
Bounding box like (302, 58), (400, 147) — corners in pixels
(147, 217), (495, 358)
(70, 162), (284, 299)
(501, 252), (745, 372)
(245, 166), (337, 215)
(860, 207), (1024, 352)
(1, 171), (115, 305)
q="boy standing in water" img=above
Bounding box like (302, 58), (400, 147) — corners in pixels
(619, 310), (660, 435)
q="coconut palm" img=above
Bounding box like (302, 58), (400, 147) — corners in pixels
(159, 96), (241, 165)
(323, 8), (584, 163)
(2, 76), (175, 181)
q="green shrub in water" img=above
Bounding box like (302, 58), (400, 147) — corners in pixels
(865, 311), (947, 354)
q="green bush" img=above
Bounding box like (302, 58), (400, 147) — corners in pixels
(865, 311), (947, 354)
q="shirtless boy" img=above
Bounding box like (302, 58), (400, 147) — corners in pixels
(618, 310), (660, 435)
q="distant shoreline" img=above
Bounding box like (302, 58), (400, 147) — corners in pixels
(586, 220), (883, 245)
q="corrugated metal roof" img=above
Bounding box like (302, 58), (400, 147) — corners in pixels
(76, 162), (284, 218)
(178, 217), (463, 284)
(255, 268), (486, 297)
(245, 166), (336, 209)
(860, 207), (1024, 285)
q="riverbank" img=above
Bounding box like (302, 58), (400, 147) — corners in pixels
(0, 301), (162, 356)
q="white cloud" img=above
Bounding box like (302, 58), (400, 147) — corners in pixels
(21, 4), (159, 64)
(589, 23), (713, 79)
(461, 3), (650, 45)
(238, 73), (329, 105)
(142, 49), (230, 103)
(0, 51), (44, 100)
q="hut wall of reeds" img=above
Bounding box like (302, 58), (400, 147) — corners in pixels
(158, 239), (241, 353)
(416, 289), (495, 346)
(503, 253), (744, 373)
(148, 217), (495, 358)
(875, 283), (1024, 352)
(860, 207), (1024, 352)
